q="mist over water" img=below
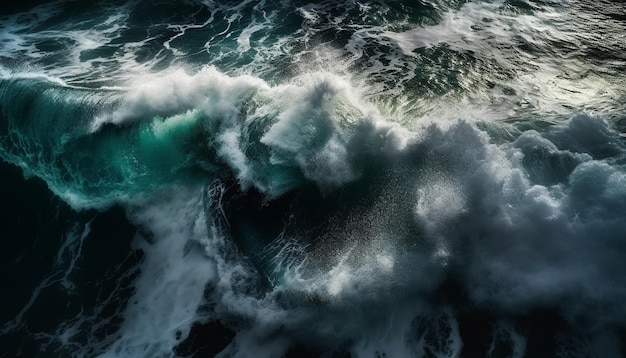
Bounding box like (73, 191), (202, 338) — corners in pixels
(1, 0), (626, 357)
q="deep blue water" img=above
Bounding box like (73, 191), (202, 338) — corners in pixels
(1, 0), (626, 357)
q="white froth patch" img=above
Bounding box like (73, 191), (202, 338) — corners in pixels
(277, 244), (401, 301)
(383, 8), (481, 55)
(93, 67), (396, 197)
(376, 253), (394, 272)
(93, 67), (269, 129)
(416, 178), (467, 225)
(414, 116), (626, 322)
(101, 187), (217, 357)
(236, 23), (266, 53)
(78, 71), (626, 345)
(326, 269), (352, 296)
(2, 1), (626, 356)
(259, 74), (366, 191)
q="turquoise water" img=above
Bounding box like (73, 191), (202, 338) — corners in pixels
(1, 1), (626, 357)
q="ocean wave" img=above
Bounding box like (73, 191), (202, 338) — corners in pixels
(2, 65), (625, 356)
(2, 0), (626, 356)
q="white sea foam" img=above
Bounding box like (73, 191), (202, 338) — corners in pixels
(3, 60), (625, 354)
(2, 55), (625, 355)
(99, 186), (217, 357)
(2, 1), (626, 356)
(92, 70), (626, 355)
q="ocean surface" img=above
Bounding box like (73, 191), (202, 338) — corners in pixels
(1, 0), (626, 357)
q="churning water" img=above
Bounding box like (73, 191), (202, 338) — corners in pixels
(1, 1), (626, 357)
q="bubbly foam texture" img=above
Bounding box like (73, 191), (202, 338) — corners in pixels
(3, 0), (624, 121)
(2, 1), (626, 356)
(100, 188), (216, 357)
(2, 61), (626, 356)
(211, 113), (625, 357)
(92, 67), (392, 197)
(103, 74), (626, 356)
(419, 117), (626, 318)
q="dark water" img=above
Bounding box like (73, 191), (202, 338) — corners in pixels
(1, 0), (626, 357)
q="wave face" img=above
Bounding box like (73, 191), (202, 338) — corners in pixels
(1, 0), (626, 357)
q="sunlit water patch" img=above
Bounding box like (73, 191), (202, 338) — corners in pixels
(1, 0), (626, 357)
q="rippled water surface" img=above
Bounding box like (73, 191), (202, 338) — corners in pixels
(1, 1), (626, 357)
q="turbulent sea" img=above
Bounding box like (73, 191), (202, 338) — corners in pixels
(1, 0), (626, 357)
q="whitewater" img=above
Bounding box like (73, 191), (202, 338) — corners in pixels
(1, 0), (625, 357)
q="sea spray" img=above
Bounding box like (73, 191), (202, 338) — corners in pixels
(1, 0), (626, 356)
